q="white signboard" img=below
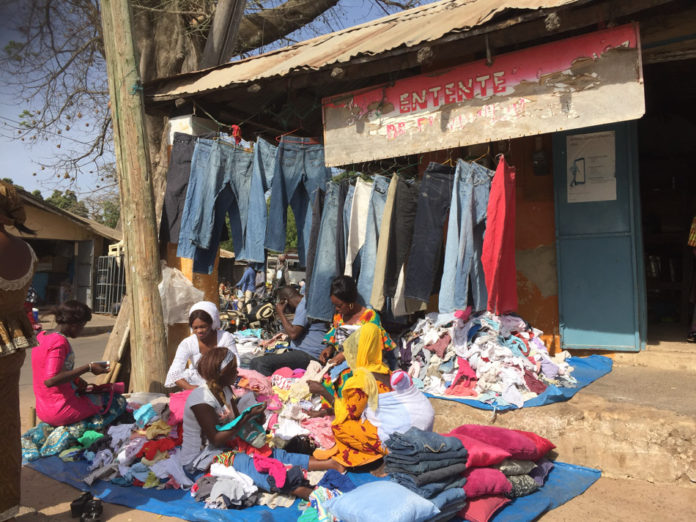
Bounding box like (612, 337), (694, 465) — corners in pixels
(566, 131), (616, 203)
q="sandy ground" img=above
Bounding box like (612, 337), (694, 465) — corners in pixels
(16, 327), (696, 521)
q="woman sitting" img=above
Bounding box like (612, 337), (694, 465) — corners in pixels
(320, 276), (395, 394)
(165, 301), (239, 390)
(310, 323), (434, 469)
(31, 301), (114, 426)
(182, 348), (343, 498)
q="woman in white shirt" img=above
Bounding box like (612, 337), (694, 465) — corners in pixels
(165, 301), (239, 389)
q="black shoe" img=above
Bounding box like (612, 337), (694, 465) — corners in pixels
(70, 492), (92, 518)
(687, 332), (696, 343)
(80, 498), (103, 522)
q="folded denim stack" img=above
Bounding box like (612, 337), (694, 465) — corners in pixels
(385, 427), (468, 515)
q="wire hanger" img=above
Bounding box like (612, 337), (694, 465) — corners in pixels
(275, 127), (300, 143)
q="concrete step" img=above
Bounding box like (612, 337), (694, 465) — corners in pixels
(432, 363), (696, 486)
(613, 343), (696, 373)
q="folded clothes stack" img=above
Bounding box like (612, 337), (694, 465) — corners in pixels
(385, 427), (469, 518)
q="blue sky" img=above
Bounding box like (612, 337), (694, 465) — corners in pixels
(0, 1), (427, 197)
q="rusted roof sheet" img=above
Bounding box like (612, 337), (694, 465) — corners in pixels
(146, 0), (581, 101)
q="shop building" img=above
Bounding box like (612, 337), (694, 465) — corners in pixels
(144, 0), (696, 353)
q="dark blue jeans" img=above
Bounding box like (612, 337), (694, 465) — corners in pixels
(386, 427), (465, 456)
(264, 137), (331, 266)
(306, 182), (340, 321)
(439, 160), (494, 312)
(404, 163), (455, 302)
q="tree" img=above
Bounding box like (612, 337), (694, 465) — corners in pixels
(45, 189), (90, 218)
(0, 0), (424, 196)
(31, 189), (44, 200)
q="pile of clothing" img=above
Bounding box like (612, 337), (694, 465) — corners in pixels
(386, 428), (469, 519)
(400, 311), (576, 407)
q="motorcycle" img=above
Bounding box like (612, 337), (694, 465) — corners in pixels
(224, 293), (282, 337)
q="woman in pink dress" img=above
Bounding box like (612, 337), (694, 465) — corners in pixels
(32, 301), (110, 426)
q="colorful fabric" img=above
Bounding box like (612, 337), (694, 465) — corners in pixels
(689, 216), (696, 247)
(323, 308), (395, 352)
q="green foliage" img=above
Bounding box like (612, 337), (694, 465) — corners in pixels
(218, 203), (297, 255)
(45, 189), (89, 218)
(2, 178), (24, 191)
(31, 189), (43, 200)
(92, 197), (120, 229)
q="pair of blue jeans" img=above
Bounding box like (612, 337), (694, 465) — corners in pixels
(404, 163), (455, 302)
(244, 138), (278, 263)
(356, 175), (390, 304)
(306, 182), (340, 321)
(439, 160), (494, 313)
(265, 137), (331, 266)
(386, 427), (465, 457)
(391, 473), (467, 499)
(231, 449), (309, 492)
(176, 139), (254, 273)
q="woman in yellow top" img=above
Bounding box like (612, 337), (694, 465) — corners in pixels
(311, 322), (392, 468)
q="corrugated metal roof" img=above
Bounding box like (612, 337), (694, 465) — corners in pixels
(146, 0), (580, 101)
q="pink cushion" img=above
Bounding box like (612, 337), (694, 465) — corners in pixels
(458, 494), (511, 522)
(448, 425), (539, 460)
(513, 429), (556, 460)
(443, 432), (511, 467)
(462, 468), (512, 499)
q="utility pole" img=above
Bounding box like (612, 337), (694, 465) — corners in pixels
(101, 0), (167, 392)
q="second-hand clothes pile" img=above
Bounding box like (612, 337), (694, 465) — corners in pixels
(401, 310), (577, 407)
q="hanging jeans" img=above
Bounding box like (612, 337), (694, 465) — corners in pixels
(335, 180), (350, 276)
(343, 183), (355, 254)
(177, 138), (216, 259)
(357, 175), (390, 304)
(439, 160), (494, 313)
(482, 156), (518, 314)
(160, 133), (199, 244)
(306, 183), (340, 321)
(244, 138), (278, 263)
(304, 188), (325, 298)
(370, 174), (399, 310)
(177, 140), (254, 273)
(405, 163), (455, 303)
(264, 137), (331, 266)
(384, 176), (419, 298)
(344, 177), (372, 277)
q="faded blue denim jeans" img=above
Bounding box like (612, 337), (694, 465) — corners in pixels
(265, 137), (331, 266)
(439, 160), (494, 313)
(244, 138), (278, 263)
(386, 427), (465, 456)
(177, 138), (215, 259)
(177, 140), (254, 273)
(356, 175), (390, 304)
(306, 182), (340, 321)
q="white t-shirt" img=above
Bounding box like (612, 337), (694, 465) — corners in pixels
(164, 331), (239, 388)
(181, 383), (234, 466)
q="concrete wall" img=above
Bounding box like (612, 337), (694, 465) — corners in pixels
(24, 204), (95, 241)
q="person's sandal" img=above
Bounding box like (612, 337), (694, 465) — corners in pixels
(70, 492), (92, 518)
(80, 498), (103, 522)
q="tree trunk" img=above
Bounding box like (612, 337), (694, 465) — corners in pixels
(101, 0), (168, 392)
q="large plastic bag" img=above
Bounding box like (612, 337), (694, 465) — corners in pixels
(158, 262), (204, 325)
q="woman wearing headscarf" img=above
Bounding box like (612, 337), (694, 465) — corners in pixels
(0, 180), (37, 521)
(182, 348), (343, 498)
(310, 323), (435, 468)
(165, 301), (239, 390)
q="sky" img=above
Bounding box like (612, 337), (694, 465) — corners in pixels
(0, 1), (426, 198)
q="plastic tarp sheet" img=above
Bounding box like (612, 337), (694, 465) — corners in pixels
(425, 355), (613, 410)
(27, 457), (599, 521)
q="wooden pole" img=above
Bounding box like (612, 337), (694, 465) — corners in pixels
(101, 0), (167, 392)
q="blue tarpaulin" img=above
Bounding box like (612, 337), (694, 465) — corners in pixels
(425, 355), (613, 410)
(27, 457), (600, 521)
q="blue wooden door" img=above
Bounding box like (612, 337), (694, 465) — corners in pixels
(553, 122), (646, 351)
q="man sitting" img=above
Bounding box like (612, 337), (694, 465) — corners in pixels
(250, 286), (328, 376)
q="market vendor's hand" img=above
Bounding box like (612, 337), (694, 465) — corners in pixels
(275, 299), (287, 316)
(319, 346), (335, 364)
(307, 380), (325, 396)
(90, 362), (110, 375)
(244, 404), (266, 420)
(329, 352), (345, 366)
(305, 408), (331, 418)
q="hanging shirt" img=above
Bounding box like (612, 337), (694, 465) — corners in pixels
(236, 267), (256, 293)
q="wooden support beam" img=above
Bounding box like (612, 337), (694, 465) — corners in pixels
(101, 0), (168, 392)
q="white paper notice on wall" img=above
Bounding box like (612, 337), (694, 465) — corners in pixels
(566, 130), (616, 203)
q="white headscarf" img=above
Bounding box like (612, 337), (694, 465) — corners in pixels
(219, 349), (236, 372)
(188, 301), (221, 331)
